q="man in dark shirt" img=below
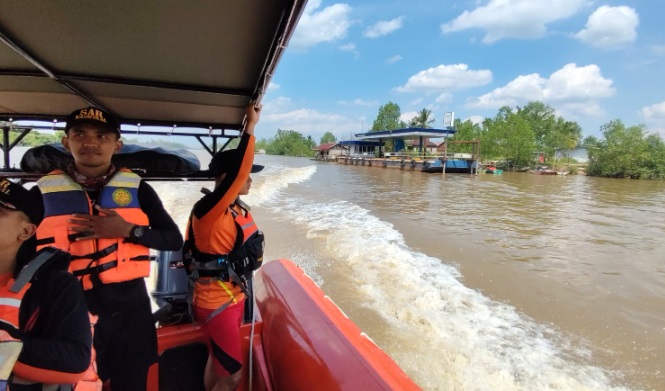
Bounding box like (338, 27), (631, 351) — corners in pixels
(0, 178), (92, 389)
(28, 107), (183, 391)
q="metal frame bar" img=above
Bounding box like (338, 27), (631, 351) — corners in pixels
(0, 70), (253, 98)
(0, 29), (106, 110)
(1, 126), (32, 169)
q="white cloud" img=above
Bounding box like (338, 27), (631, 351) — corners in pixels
(267, 82), (280, 92)
(364, 16), (405, 38)
(557, 101), (605, 118)
(386, 55), (403, 64)
(339, 43), (356, 51)
(257, 96), (362, 140)
(441, 0), (588, 43)
(290, 0), (354, 50)
(640, 101), (665, 131)
(466, 115), (485, 125)
(544, 63), (615, 100)
(466, 63), (615, 117)
(339, 43), (360, 58)
(650, 44), (665, 56)
(396, 64), (492, 93)
(435, 93), (453, 103)
(400, 112), (418, 123)
(409, 98), (424, 106)
(575, 6), (639, 48)
(262, 96), (293, 112)
(337, 98), (378, 107)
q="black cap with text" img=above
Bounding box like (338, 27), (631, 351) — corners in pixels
(0, 178), (40, 224)
(65, 106), (120, 137)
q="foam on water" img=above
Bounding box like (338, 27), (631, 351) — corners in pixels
(243, 164), (316, 206)
(247, 163), (631, 391)
(154, 162), (631, 390)
(150, 164), (316, 227)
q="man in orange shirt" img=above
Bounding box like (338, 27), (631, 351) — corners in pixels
(184, 102), (264, 391)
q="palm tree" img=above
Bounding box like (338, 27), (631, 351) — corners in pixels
(410, 108), (435, 128)
(553, 119), (582, 169)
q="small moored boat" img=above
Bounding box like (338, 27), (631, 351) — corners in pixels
(530, 167), (558, 175)
(485, 165), (503, 174)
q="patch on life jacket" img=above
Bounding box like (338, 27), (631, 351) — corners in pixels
(111, 188), (133, 207)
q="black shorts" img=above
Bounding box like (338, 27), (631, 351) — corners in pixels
(94, 304), (158, 391)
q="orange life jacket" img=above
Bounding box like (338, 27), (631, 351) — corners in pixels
(36, 169), (151, 290)
(0, 279), (29, 332)
(186, 202), (262, 280)
(0, 249), (101, 389)
(230, 204), (259, 246)
(184, 201), (264, 314)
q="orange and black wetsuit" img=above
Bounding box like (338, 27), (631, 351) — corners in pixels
(188, 132), (255, 376)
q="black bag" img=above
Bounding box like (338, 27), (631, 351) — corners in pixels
(21, 143), (201, 176)
(229, 230), (264, 277)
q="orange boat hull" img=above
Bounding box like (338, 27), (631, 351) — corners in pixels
(147, 259), (420, 390)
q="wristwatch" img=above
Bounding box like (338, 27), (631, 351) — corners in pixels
(130, 225), (146, 242)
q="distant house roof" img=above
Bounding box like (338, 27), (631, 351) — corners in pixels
(313, 142), (344, 151)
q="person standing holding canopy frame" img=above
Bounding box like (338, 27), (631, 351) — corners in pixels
(184, 102), (265, 391)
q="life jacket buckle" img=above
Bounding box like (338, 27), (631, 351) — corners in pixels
(217, 257), (228, 267)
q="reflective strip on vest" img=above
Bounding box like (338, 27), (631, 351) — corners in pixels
(38, 171), (91, 217)
(230, 206), (258, 245)
(36, 169), (150, 288)
(0, 298), (21, 308)
(0, 281), (29, 329)
(37, 175), (81, 194)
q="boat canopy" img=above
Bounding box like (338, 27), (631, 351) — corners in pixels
(0, 0), (307, 133)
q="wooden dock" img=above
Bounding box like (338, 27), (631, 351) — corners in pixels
(333, 155), (478, 174)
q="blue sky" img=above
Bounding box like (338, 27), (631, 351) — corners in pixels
(254, 0), (665, 143)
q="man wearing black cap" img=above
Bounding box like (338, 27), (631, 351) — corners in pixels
(0, 178), (92, 388)
(27, 106), (183, 390)
(184, 102), (264, 391)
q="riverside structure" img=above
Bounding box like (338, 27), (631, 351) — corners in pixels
(335, 127), (481, 174)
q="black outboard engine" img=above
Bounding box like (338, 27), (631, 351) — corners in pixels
(151, 249), (190, 325)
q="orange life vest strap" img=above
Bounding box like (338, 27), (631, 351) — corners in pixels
(69, 244), (118, 262)
(35, 232), (87, 247)
(71, 261), (117, 278)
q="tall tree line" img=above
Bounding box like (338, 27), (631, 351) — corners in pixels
(447, 102), (583, 168)
(584, 120), (665, 179)
(255, 129), (316, 157)
(368, 100), (665, 179)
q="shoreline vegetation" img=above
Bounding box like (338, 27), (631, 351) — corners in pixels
(255, 100), (664, 180)
(8, 99), (664, 179)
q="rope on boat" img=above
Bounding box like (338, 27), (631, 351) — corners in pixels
(248, 274), (257, 390)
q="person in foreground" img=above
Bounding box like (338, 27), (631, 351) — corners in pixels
(28, 107), (184, 390)
(184, 102), (265, 391)
(0, 178), (92, 390)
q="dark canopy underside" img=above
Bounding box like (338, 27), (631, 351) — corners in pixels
(0, 0), (307, 134)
